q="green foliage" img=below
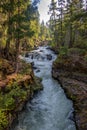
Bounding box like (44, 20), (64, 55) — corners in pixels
(48, 0), (58, 45)
(50, 41), (55, 47)
(19, 61), (32, 75)
(6, 81), (18, 92)
(0, 93), (15, 111)
(0, 81), (27, 111)
(3, 96), (15, 110)
(0, 58), (43, 130)
(49, 0), (87, 50)
(74, 38), (87, 50)
(9, 87), (27, 101)
(0, 0), (41, 59)
(33, 77), (43, 91)
(68, 48), (86, 56)
(6, 81), (27, 101)
(0, 110), (8, 130)
(39, 20), (50, 41)
(59, 46), (68, 58)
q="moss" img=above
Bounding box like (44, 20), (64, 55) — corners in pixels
(0, 59), (43, 130)
(3, 97), (15, 111)
(0, 82), (29, 129)
(0, 77), (42, 129)
(70, 95), (77, 101)
(33, 77), (43, 91)
(6, 81), (19, 92)
(0, 110), (9, 130)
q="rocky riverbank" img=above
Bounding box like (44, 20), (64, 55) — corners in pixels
(52, 55), (87, 130)
(0, 59), (43, 130)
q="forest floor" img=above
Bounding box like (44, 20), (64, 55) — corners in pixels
(0, 58), (43, 130)
(52, 54), (87, 130)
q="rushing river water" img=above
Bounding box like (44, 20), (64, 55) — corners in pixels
(11, 46), (76, 130)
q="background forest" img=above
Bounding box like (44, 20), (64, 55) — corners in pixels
(49, 1), (87, 129)
(0, 0), (50, 73)
(49, 0), (87, 58)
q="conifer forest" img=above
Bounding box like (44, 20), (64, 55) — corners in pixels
(0, 0), (87, 130)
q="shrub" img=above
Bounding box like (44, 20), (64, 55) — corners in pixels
(0, 87), (27, 112)
(50, 41), (55, 47)
(9, 87), (27, 101)
(59, 46), (68, 58)
(68, 48), (86, 56)
(6, 81), (18, 92)
(74, 37), (87, 50)
(4, 97), (15, 110)
(0, 110), (8, 130)
(0, 93), (15, 111)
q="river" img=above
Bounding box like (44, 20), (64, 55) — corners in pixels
(11, 46), (76, 130)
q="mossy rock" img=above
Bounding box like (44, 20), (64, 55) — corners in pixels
(54, 54), (87, 74)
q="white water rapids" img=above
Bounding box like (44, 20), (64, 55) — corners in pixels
(11, 46), (76, 130)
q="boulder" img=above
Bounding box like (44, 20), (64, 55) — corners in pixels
(31, 62), (34, 67)
(31, 62), (38, 70)
(46, 54), (52, 60)
(39, 50), (44, 52)
(36, 70), (40, 73)
(25, 53), (29, 57)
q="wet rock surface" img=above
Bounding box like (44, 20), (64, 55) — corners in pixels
(36, 69), (40, 73)
(25, 52), (29, 57)
(52, 56), (87, 130)
(46, 54), (52, 60)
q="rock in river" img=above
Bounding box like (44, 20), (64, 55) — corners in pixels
(46, 54), (52, 60)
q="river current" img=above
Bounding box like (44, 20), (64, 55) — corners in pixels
(11, 46), (76, 130)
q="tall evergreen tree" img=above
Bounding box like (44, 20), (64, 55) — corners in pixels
(48, 0), (58, 44)
(57, 0), (65, 46)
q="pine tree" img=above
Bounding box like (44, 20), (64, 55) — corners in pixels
(0, 1), (15, 57)
(57, 0), (65, 46)
(48, 0), (58, 44)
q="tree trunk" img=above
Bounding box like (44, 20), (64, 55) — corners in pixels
(4, 41), (10, 58)
(69, 23), (73, 48)
(15, 39), (20, 73)
(15, 0), (20, 73)
(4, 11), (11, 59)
